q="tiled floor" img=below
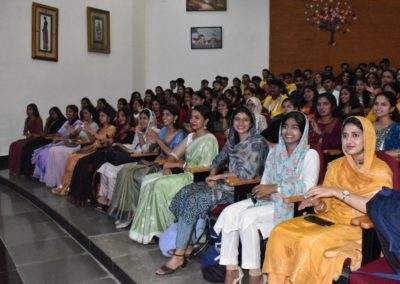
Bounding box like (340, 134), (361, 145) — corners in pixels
(0, 170), (206, 284)
(0, 183), (118, 284)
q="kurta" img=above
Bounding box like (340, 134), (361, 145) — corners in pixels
(8, 116), (43, 174)
(129, 132), (219, 244)
(263, 116), (393, 284)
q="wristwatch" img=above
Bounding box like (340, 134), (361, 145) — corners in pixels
(341, 190), (350, 201)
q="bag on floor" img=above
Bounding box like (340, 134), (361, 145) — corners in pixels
(201, 226), (226, 283)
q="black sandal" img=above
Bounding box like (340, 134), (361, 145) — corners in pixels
(155, 253), (187, 276)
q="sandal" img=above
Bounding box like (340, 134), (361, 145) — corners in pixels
(155, 253), (187, 276)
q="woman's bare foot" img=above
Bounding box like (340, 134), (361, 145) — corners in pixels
(224, 269), (239, 284)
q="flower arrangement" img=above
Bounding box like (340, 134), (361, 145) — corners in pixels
(304, 0), (357, 45)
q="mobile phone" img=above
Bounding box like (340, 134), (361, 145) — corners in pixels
(304, 215), (334, 226)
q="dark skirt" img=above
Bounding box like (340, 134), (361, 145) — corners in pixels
(20, 137), (50, 176)
(68, 147), (134, 204)
(8, 139), (29, 174)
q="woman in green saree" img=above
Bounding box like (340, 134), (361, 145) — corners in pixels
(129, 105), (219, 244)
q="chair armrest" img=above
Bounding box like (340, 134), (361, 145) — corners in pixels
(225, 177), (261, 187)
(130, 152), (159, 159)
(351, 215), (374, 229)
(188, 166), (210, 174)
(322, 149), (343, 156)
(283, 195), (304, 204)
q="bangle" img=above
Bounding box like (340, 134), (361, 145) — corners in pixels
(315, 201), (326, 213)
(182, 162), (187, 169)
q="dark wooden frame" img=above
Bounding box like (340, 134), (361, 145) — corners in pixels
(191, 27), (222, 49)
(186, 0), (227, 11)
(32, 2), (58, 61)
(87, 7), (110, 54)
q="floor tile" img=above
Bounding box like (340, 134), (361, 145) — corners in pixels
(0, 270), (23, 284)
(0, 221), (66, 246)
(0, 211), (49, 227)
(8, 237), (84, 266)
(90, 231), (158, 259)
(0, 200), (39, 217)
(0, 240), (16, 273)
(80, 277), (119, 284)
(113, 250), (203, 284)
(18, 254), (109, 284)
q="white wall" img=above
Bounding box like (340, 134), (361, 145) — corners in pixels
(145, 0), (269, 90)
(0, 0), (146, 155)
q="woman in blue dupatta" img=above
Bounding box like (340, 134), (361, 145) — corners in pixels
(129, 105), (219, 244)
(156, 106), (267, 276)
(373, 92), (400, 156)
(214, 111), (320, 283)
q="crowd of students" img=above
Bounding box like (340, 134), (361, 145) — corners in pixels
(7, 57), (400, 283)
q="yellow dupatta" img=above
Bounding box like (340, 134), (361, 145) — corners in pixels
(321, 116), (393, 224)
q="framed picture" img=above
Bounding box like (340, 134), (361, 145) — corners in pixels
(191, 27), (222, 49)
(32, 2), (58, 61)
(87, 7), (110, 53)
(187, 0), (227, 11)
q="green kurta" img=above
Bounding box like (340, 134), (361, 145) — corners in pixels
(129, 133), (218, 244)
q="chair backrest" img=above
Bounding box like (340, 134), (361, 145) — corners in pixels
(213, 132), (227, 151)
(376, 151), (400, 190)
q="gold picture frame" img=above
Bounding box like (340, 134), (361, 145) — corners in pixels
(87, 7), (110, 54)
(32, 2), (58, 61)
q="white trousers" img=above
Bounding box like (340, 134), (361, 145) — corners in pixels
(214, 198), (274, 270)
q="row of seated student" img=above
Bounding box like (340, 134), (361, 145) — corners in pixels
(7, 59), (400, 283)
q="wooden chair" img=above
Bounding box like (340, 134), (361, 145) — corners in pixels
(334, 151), (400, 283)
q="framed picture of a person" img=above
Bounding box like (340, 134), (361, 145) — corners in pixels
(87, 7), (110, 53)
(32, 2), (58, 61)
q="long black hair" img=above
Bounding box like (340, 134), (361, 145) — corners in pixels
(313, 92), (343, 119)
(27, 103), (40, 118)
(338, 86), (362, 111)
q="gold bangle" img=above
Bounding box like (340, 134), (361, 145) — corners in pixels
(315, 202), (326, 213)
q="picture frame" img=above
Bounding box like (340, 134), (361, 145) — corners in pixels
(186, 0), (227, 11)
(87, 7), (110, 54)
(32, 2), (58, 61)
(191, 27), (223, 49)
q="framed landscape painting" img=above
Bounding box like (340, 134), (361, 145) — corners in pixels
(191, 27), (222, 49)
(187, 0), (227, 11)
(87, 7), (110, 53)
(32, 2), (58, 61)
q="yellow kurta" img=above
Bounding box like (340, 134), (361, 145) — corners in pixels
(263, 94), (288, 117)
(263, 116), (393, 284)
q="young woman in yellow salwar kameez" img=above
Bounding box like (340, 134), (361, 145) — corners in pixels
(263, 116), (393, 284)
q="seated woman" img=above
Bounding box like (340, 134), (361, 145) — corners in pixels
(156, 106), (267, 276)
(105, 105), (185, 228)
(32, 105), (82, 182)
(42, 107), (98, 188)
(95, 108), (159, 209)
(338, 86), (364, 118)
(51, 109), (116, 197)
(263, 116), (393, 284)
(246, 97), (268, 134)
(19, 107), (66, 176)
(9, 104), (43, 175)
(129, 105), (219, 244)
(309, 93), (343, 182)
(67, 107), (135, 205)
(215, 111), (319, 284)
(212, 97), (232, 134)
(300, 86), (318, 120)
(373, 91), (400, 155)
